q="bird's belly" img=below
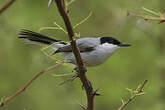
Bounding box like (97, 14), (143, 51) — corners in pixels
(81, 50), (113, 66)
(63, 49), (115, 66)
(82, 53), (106, 66)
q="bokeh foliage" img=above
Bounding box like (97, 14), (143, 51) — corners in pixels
(0, 0), (165, 110)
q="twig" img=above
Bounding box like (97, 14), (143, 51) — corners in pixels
(76, 100), (86, 110)
(127, 9), (165, 23)
(54, 0), (96, 110)
(58, 74), (79, 86)
(118, 80), (148, 110)
(0, 0), (15, 15)
(0, 62), (63, 107)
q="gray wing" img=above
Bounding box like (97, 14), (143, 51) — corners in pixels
(54, 37), (100, 53)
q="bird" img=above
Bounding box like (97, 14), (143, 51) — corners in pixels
(18, 29), (131, 67)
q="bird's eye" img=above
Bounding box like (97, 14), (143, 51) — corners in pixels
(110, 39), (120, 45)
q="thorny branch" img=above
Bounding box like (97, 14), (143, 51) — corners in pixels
(118, 80), (148, 110)
(54, 0), (98, 110)
(0, 0), (15, 15)
(0, 62), (63, 107)
(127, 7), (165, 23)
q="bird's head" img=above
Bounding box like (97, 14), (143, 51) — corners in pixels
(100, 37), (131, 47)
(99, 36), (131, 53)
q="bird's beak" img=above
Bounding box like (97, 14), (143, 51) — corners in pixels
(118, 43), (131, 47)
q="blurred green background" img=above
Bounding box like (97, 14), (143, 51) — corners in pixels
(0, 0), (165, 110)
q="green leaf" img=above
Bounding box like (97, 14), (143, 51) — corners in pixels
(54, 22), (67, 34)
(142, 7), (159, 16)
(66, 0), (76, 6)
(52, 73), (75, 77)
(73, 11), (92, 29)
(137, 92), (146, 96)
(136, 84), (141, 91)
(121, 98), (125, 105)
(126, 88), (133, 93)
(39, 27), (62, 32)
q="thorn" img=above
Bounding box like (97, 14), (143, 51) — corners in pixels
(94, 93), (101, 96)
(93, 88), (102, 96)
(159, 20), (165, 24)
(127, 11), (130, 16)
(0, 102), (4, 107)
(144, 18), (148, 21)
(67, 8), (70, 14)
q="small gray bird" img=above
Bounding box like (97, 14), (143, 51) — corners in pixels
(18, 29), (131, 66)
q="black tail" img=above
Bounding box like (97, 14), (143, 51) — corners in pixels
(18, 29), (60, 45)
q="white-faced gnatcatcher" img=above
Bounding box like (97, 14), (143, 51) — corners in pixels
(19, 29), (131, 67)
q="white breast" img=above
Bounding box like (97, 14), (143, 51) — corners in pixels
(63, 43), (119, 66)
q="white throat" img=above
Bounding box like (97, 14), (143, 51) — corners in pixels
(99, 43), (119, 54)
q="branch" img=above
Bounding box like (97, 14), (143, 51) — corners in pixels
(54, 0), (97, 110)
(0, 0), (15, 15)
(127, 11), (165, 23)
(118, 80), (148, 110)
(0, 62), (63, 107)
(127, 7), (165, 23)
